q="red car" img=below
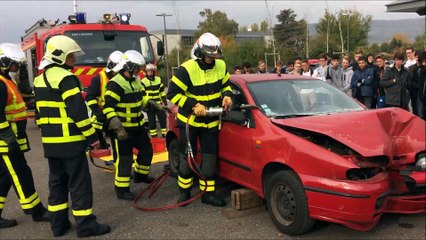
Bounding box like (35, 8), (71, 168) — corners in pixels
(166, 74), (425, 235)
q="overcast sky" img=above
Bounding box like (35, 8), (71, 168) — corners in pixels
(0, 0), (423, 43)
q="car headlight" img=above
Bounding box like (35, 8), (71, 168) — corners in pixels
(415, 153), (426, 171)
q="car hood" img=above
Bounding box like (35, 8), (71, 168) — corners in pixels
(271, 108), (425, 157)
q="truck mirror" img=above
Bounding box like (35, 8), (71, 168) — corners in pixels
(157, 41), (164, 56)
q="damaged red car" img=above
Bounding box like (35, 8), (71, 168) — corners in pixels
(166, 74), (425, 235)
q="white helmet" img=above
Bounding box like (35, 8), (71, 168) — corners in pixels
(106, 50), (123, 73)
(191, 32), (222, 59)
(145, 63), (156, 72)
(0, 43), (26, 71)
(39, 35), (84, 70)
(112, 50), (145, 73)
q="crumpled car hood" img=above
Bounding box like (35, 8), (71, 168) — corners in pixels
(271, 108), (425, 157)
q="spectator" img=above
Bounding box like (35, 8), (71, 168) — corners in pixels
(351, 56), (374, 108)
(367, 53), (379, 109)
(312, 54), (328, 81)
(271, 60), (285, 75)
(380, 52), (409, 110)
(342, 56), (354, 96)
(405, 47), (417, 69)
(301, 59), (313, 76)
(289, 62), (301, 75)
(234, 65), (242, 74)
(407, 51), (420, 115)
(375, 54), (387, 108)
(285, 61), (294, 74)
(242, 61), (253, 74)
(257, 60), (268, 74)
(415, 51), (426, 119)
(326, 54), (344, 91)
(350, 50), (364, 72)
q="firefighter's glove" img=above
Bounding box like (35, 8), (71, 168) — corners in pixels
(115, 128), (128, 141)
(108, 117), (122, 131)
(148, 100), (165, 112)
(193, 103), (207, 116)
(93, 108), (106, 123)
(222, 96), (233, 110)
(90, 140), (100, 150)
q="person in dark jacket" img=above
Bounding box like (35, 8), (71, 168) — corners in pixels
(414, 50), (426, 119)
(407, 51), (420, 115)
(380, 52), (409, 110)
(375, 54), (387, 108)
(351, 56), (374, 108)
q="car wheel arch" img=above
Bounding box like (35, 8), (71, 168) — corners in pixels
(262, 162), (296, 194)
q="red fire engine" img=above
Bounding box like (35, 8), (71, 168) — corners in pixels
(20, 12), (163, 93)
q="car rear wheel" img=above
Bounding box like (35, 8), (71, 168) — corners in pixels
(167, 138), (180, 177)
(265, 170), (314, 235)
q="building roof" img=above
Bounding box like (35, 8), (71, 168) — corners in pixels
(150, 29), (196, 36)
(386, 0), (425, 15)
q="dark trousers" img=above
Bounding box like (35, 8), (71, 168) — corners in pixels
(48, 152), (98, 233)
(416, 97), (426, 120)
(357, 96), (373, 109)
(147, 109), (167, 137)
(113, 127), (153, 192)
(178, 126), (218, 180)
(0, 150), (44, 216)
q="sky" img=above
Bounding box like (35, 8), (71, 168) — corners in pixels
(0, 0), (424, 43)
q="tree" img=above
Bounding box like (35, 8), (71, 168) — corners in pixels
(196, 9), (239, 39)
(413, 31), (426, 50)
(389, 37), (403, 50)
(380, 42), (391, 53)
(273, 9), (306, 55)
(368, 43), (380, 55)
(260, 20), (269, 32)
(315, 9), (372, 54)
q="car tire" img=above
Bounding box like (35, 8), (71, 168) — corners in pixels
(265, 170), (314, 235)
(167, 138), (180, 177)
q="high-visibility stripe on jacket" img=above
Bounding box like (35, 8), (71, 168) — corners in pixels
(167, 59), (232, 128)
(141, 76), (166, 104)
(33, 66), (96, 158)
(98, 71), (108, 108)
(0, 75), (29, 153)
(86, 71), (109, 130)
(103, 73), (148, 130)
(0, 75), (27, 123)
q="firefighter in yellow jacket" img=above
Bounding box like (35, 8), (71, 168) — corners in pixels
(103, 50), (163, 200)
(0, 43), (50, 228)
(141, 64), (167, 138)
(86, 50), (123, 165)
(33, 36), (110, 237)
(167, 32), (233, 207)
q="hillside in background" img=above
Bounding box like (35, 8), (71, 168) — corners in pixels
(308, 18), (425, 44)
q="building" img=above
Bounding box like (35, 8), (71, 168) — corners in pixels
(386, 0), (425, 15)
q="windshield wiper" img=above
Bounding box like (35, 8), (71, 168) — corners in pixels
(269, 113), (313, 119)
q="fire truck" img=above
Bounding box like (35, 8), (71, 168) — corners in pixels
(20, 12), (164, 94)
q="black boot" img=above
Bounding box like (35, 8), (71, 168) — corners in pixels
(76, 223), (111, 238)
(133, 173), (155, 184)
(0, 217), (17, 228)
(32, 205), (51, 222)
(177, 188), (191, 207)
(201, 192), (226, 207)
(50, 209), (71, 237)
(52, 220), (72, 237)
(116, 188), (136, 201)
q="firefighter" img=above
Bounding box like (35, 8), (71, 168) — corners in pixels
(33, 36), (110, 237)
(0, 43), (50, 228)
(141, 63), (167, 138)
(103, 50), (163, 200)
(86, 50), (123, 164)
(167, 32), (233, 207)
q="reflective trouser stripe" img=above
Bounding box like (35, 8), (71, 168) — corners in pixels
(19, 192), (41, 210)
(199, 179), (215, 192)
(48, 203), (69, 212)
(134, 163), (149, 175)
(161, 128), (167, 135)
(1, 154), (25, 202)
(149, 129), (157, 136)
(0, 196), (5, 209)
(178, 175), (193, 189)
(72, 208), (93, 217)
(114, 139), (130, 187)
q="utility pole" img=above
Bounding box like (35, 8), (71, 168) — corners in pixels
(73, 0), (78, 13)
(156, 13), (172, 82)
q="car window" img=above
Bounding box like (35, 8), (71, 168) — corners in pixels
(248, 79), (363, 118)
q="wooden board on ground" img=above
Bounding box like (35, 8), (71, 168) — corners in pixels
(222, 205), (265, 219)
(231, 188), (263, 210)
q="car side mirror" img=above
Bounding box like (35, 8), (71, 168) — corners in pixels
(223, 110), (246, 125)
(157, 41), (164, 56)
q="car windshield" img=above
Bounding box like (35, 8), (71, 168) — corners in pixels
(247, 79), (364, 118)
(64, 30), (154, 66)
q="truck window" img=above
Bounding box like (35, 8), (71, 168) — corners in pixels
(63, 30), (154, 66)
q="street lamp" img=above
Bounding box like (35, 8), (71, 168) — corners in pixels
(156, 13), (172, 82)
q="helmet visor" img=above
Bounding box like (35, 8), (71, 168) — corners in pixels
(203, 45), (222, 58)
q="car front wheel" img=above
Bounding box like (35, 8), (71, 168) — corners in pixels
(265, 170), (314, 235)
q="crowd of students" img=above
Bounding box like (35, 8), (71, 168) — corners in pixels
(233, 48), (426, 120)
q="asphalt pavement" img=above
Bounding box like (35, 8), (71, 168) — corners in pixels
(0, 119), (424, 239)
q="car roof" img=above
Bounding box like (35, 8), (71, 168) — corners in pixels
(230, 73), (320, 84)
